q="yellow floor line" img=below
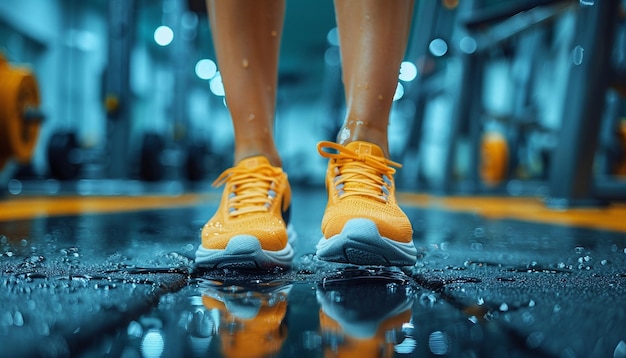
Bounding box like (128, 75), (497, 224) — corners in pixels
(397, 193), (626, 233)
(0, 193), (217, 221)
(1, 192), (625, 234)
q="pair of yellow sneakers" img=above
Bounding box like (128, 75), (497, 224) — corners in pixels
(195, 141), (417, 269)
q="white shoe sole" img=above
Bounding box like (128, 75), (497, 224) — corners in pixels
(316, 218), (416, 266)
(195, 224), (296, 270)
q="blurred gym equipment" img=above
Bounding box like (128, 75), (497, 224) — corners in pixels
(397, 0), (626, 206)
(46, 131), (83, 180)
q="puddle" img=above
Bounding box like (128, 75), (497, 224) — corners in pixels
(75, 266), (525, 358)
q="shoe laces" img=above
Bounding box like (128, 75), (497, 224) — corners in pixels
(213, 163), (284, 217)
(317, 141), (401, 202)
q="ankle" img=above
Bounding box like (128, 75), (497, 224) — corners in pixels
(336, 126), (389, 158)
(235, 152), (282, 167)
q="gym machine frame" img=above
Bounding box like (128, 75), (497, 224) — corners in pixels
(405, 0), (626, 206)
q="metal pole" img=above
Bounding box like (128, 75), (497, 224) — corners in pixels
(104, 0), (135, 178)
(546, 0), (621, 207)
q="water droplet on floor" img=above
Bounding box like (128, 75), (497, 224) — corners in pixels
(13, 311), (24, 326)
(615, 340), (626, 358)
(127, 320), (143, 338)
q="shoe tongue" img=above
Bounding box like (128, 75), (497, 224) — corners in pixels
(339, 142), (386, 198)
(236, 155), (272, 169)
(344, 141), (384, 157)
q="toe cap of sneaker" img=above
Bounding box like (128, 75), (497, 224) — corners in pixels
(321, 199), (413, 243)
(201, 217), (288, 251)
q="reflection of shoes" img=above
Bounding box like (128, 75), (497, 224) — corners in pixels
(195, 156), (295, 269)
(201, 280), (290, 358)
(316, 141), (417, 266)
(316, 273), (414, 357)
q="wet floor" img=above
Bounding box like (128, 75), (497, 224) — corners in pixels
(1, 187), (626, 357)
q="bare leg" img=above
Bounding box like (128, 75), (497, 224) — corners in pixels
(206, 0), (285, 166)
(333, 0), (414, 158)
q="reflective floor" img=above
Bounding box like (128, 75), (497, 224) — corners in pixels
(1, 186), (626, 357)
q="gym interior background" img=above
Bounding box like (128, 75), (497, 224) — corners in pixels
(1, 0), (626, 205)
(4, 2), (626, 356)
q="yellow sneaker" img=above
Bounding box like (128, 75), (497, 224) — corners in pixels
(318, 306), (413, 358)
(195, 156), (295, 269)
(317, 273), (415, 358)
(201, 284), (290, 358)
(316, 141), (416, 266)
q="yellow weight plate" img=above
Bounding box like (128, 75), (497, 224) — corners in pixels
(0, 56), (11, 170)
(0, 55), (41, 164)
